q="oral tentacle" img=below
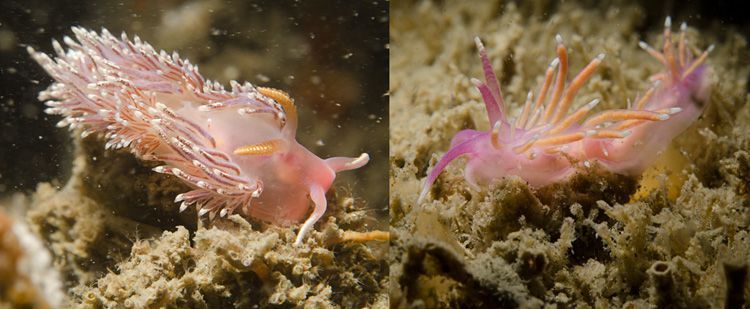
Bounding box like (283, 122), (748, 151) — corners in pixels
(295, 184), (327, 246)
(418, 138), (477, 203)
(325, 153), (370, 172)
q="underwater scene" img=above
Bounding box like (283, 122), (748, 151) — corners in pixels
(1, 0), (387, 307)
(390, 0), (748, 308)
(1, 0), (749, 308)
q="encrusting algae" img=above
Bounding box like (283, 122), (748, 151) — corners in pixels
(0, 209), (64, 308)
(390, 0), (749, 307)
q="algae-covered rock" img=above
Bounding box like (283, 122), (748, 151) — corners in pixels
(0, 208), (63, 308)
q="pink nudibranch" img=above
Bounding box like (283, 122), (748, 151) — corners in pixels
(29, 27), (369, 245)
(419, 18), (712, 203)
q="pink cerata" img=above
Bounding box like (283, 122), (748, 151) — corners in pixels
(419, 18), (713, 203)
(29, 27), (369, 245)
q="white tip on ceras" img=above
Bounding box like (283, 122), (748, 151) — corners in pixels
(230, 80), (241, 92)
(665, 16), (672, 28)
(470, 77), (483, 87)
(474, 36), (484, 51)
(491, 121), (502, 149)
(198, 208), (209, 217)
(80, 130), (94, 138)
(555, 34), (563, 44)
(586, 98), (601, 109)
(596, 53), (606, 61)
(51, 39), (64, 56)
(680, 22), (687, 32)
(668, 107), (682, 114)
(101, 28), (112, 38)
(179, 202), (188, 213)
(220, 208), (228, 217)
(44, 107), (61, 115)
(549, 57), (560, 69)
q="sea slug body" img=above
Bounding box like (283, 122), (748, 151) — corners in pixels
(28, 27), (370, 245)
(419, 18), (712, 202)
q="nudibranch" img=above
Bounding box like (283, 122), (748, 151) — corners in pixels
(28, 27), (369, 245)
(419, 18), (712, 203)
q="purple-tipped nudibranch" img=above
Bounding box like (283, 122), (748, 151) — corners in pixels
(419, 18), (712, 203)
